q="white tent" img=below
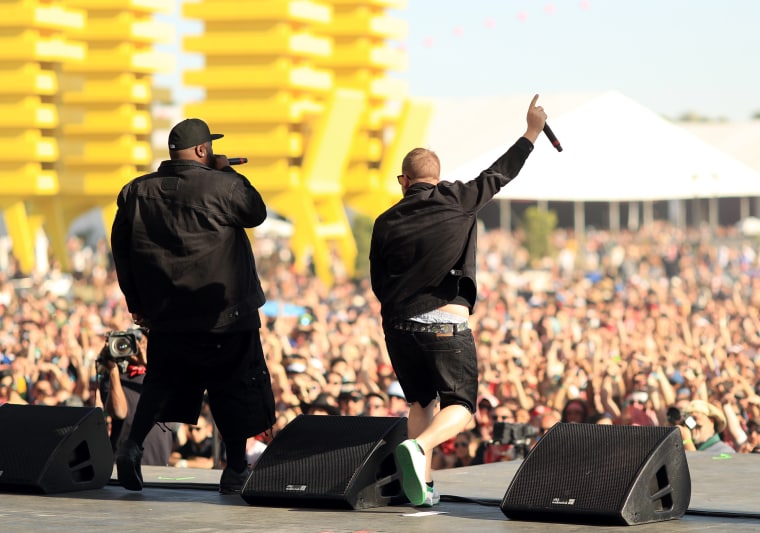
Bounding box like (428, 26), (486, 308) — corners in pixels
(430, 91), (760, 202)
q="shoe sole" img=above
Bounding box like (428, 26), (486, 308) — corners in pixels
(395, 442), (426, 506)
(116, 455), (143, 491)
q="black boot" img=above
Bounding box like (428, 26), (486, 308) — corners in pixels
(219, 465), (250, 495)
(116, 439), (144, 491)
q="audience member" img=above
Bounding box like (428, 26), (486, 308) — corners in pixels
(452, 431), (477, 468)
(1, 218), (759, 465)
(681, 400), (736, 454)
(364, 391), (389, 417)
(170, 415), (216, 468)
(386, 381), (408, 417)
(97, 328), (172, 466)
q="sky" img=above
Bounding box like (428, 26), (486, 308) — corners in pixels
(401, 0), (760, 121)
(161, 0), (760, 121)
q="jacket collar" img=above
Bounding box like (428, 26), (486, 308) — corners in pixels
(158, 159), (211, 171)
(404, 181), (436, 197)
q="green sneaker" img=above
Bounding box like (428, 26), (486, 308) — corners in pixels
(418, 485), (440, 507)
(395, 439), (427, 506)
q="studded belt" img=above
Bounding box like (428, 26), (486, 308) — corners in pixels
(392, 321), (470, 334)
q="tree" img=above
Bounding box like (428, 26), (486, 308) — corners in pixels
(522, 206), (557, 263)
(351, 213), (374, 278)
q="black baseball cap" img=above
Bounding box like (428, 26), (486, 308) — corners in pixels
(168, 118), (223, 150)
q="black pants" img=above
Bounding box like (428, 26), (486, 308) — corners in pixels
(131, 330), (275, 444)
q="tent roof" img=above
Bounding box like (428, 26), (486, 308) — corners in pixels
(426, 91), (760, 202)
(682, 120), (760, 175)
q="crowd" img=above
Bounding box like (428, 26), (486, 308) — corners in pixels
(1, 219), (759, 469)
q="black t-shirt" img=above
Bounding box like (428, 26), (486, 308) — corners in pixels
(175, 437), (214, 459)
(100, 370), (173, 466)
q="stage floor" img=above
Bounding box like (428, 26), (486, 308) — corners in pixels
(1, 452), (758, 533)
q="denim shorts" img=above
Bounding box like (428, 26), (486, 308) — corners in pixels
(383, 326), (477, 413)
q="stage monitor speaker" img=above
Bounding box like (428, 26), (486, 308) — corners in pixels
(501, 423), (691, 526)
(0, 404), (114, 494)
(241, 415), (407, 509)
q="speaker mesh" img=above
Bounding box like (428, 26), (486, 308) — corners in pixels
(506, 424), (674, 512)
(501, 423), (691, 525)
(0, 405), (113, 493)
(243, 415), (406, 508)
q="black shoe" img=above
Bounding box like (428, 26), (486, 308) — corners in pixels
(116, 439), (144, 491)
(219, 466), (250, 495)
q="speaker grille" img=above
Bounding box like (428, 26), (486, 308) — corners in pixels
(501, 424), (690, 524)
(504, 424), (675, 515)
(0, 405), (113, 493)
(243, 415), (406, 508)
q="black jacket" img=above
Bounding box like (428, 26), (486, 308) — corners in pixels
(111, 159), (267, 332)
(370, 137), (534, 325)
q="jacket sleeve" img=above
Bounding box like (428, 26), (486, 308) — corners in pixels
(226, 171), (267, 228)
(454, 136), (534, 214)
(110, 187), (142, 314)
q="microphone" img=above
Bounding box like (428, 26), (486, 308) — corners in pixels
(543, 123), (563, 152)
(228, 157), (248, 165)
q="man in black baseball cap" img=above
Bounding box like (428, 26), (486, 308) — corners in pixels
(111, 117), (275, 496)
(168, 118), (224, 151)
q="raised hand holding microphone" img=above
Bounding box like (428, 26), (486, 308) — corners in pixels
(524, 94), (562, 152)
(524, 94), (547, 145)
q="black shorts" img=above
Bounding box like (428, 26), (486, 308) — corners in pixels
(383, 326), (477, 413)
(143, 330), (275, 440)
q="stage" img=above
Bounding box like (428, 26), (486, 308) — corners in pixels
(1, 452), (758, 533)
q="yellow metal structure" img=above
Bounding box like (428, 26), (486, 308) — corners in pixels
(321, 0), (415, 218)
(53, 0), (174, 259)
(184, 0), (363, 285)
(0, 0), (84, 273)
(346, 98), (433, 218)
(0, 0), (173, 274)
(1, 0), (433, 282)
(267, 89), (366, 284)
(183, 0), (430, 285)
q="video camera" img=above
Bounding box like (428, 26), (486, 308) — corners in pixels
(493, 422), (539, 446)
(96, 329), (144, 365)
(490, 422), (539, 460)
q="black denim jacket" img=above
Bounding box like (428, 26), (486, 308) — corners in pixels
(370, 137), (534, 325)
(111, 159), (267, 332)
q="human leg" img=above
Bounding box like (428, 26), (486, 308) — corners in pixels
(206, 331), (274, 493)
(116, 390), (163, 491)
(385, 328), (477, 505)
(116, 342), (175, 491)
(410, 402), (472, 479)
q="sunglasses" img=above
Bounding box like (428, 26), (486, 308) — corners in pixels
(454, 441), (469, 448)
(492, 414), (514, 422)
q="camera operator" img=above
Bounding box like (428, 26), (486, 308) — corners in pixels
(98, 328), (172, 466)
(472, 406), (538, 463)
